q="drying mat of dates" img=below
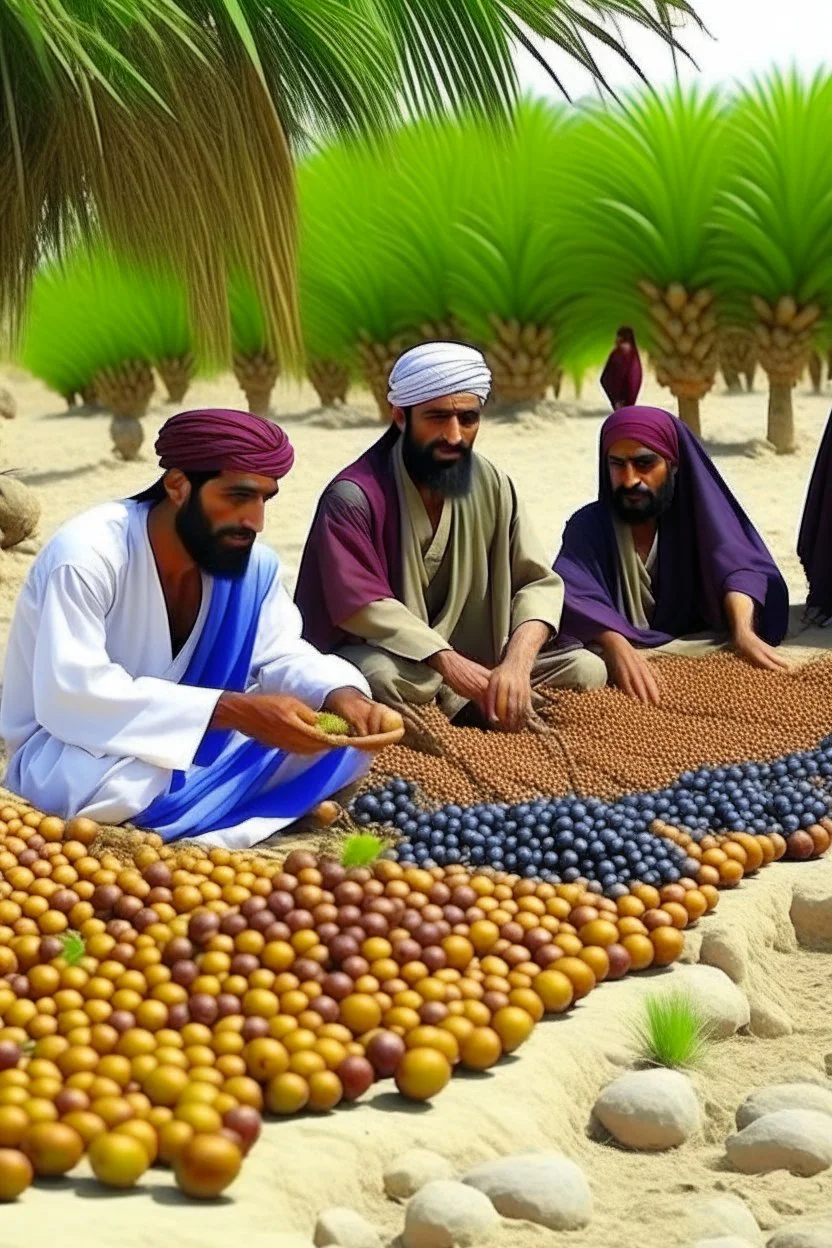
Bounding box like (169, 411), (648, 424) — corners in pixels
(367, 651), (832, 806)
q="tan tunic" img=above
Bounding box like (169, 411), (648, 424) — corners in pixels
(342, 440), (564, 666)
(612, 520), (727, 657)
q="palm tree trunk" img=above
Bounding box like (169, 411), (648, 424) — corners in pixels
(308, 358), (350, 407)
(677, 395), (701, 437)
(808, 351), (823, 394)
(110, 416), (145, 461)
(158, 355), (194, 404)
(767, 382), (796, 453)
(486, 320), (558, 405)
(233, 352), (279, 418)
(743, 365), (756, 393)
(95, 362), (154, 460)
(722, 367), (741, 393)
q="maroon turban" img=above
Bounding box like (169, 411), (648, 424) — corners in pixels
(601, 405), (679, 465)
(155, 408), (295, 479)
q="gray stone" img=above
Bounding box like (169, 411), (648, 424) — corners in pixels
(726, 1109), (832, 1176)
(654, 965), (750, 1038)
(384, 1149), (454, 1200)
(700, 923), (749, 984)
(790, 879), (832, 949)
(736, 1083), (832, 1129)
(687, 1193), (762, 1243)
(462, 1152), (592, 1231)
(766, 1222), (832, 1248)
(593, 1068), (702, 1151)
(403, 1180), (499, 1248)
(748, 998), (794, 1039)
(313, 1208), (382, 1248)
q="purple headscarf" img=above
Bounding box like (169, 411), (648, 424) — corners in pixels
(155, 408), (294, 479)
(600, 328), (643, 410)
(295, 427), (402, 652)
(554, 406), (789, 648)
(798, 408), (832, 617)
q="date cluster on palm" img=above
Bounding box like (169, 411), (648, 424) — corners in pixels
(640, 281), (720, 404)
(158, 356), (194, 405)
(751, 296), (820, 386)
(95, 363), (155, 422)
(485, 317), (559, 405)
(233, 352), (280, 420)
(719, 327), (757, 392)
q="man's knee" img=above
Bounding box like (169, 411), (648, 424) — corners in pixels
(341, 646), (439, 707)
(568, 649), (608, 691)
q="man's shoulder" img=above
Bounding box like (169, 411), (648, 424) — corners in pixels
(34, 501), (134, 579)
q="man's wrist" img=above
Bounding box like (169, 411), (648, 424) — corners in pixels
(324, 686), (370, 712)
(210, 690), (247, 732)
(427, 648), (453, 673)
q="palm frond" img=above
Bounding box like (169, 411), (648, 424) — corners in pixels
(712, 68), (832, 319)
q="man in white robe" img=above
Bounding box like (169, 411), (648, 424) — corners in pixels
(1, 408), (402, 849)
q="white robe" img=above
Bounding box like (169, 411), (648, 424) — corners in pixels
(1, 500), (371, 848)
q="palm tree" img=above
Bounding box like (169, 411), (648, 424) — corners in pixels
(719, 326), (757, 393)
(555, 86), (730, 437)
(712, 70), (832, 453)
(449, 101), (573, 407)
(2, 1), (702, 363)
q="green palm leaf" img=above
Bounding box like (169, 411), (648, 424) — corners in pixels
(2, 0), (703, 367)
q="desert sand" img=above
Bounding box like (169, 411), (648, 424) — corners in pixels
(1, 363), (831, 1247)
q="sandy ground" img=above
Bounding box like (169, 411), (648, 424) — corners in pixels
(1, 365), (832, 1246)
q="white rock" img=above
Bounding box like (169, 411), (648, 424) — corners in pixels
(766, 1222), (832, 1248)
(736, 1083), (832, 1129)
(0, 387), (16, 420)
(384, 1149), (454, 1199)
(654, 965), (750, 1038)
(726, 1109), (832, 1176)
(313, 1208), (382, 1248)
(462, 1152), (592, 1231)
(694, 1239), (759, 1248)
(687, 1193), (762, 1243)
(790, 879), (832, 949)
(700, 923), (749, 984)
(403, 1180), (499, 1248)
(748, 998), (794, 1039)
(679, 927), (703, 965)
(593, 1068), (702, 1151)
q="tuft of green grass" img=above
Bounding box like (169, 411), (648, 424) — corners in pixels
(341, 834), (385, 869)
(315, 712), (351, 737)
(634, 991), (711, 1069)
(61, 930), (86, 967)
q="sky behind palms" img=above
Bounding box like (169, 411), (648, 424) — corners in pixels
(517, 1), (827, 99)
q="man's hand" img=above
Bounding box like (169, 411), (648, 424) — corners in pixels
(428, 650), (491, 708)
(212, 692), (328, 755)
(732, 631), (789, 673)
(485, 658), (534, 732)
(323, 687), (404, 737)
(600, 633), (661, 705)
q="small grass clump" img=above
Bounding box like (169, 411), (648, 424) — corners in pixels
(315, 713), (351, 737)
(341, 834), (386, 869)
(61, 930), (85, 967)
(634, 991), (711, 1069)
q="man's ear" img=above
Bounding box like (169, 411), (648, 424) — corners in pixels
(163, 469), (191, 508)
(391, 406), (407, 433)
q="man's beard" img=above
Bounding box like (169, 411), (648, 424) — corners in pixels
(610, 472), (676, 524)
(175, 491), (254, 578)
(401, 425), (474, 497)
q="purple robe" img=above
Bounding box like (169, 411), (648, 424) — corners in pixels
(295, 427), (402, 652)
(600, 347), (643, 409)
(554, 409), (789, 648)
(798, 408), (832, 617)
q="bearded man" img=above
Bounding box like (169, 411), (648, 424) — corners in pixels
(553, 405), (790, 704)
(1, 408), (401, 848)
(295, 342), (603, 731)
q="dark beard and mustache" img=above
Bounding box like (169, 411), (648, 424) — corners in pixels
(401, 423), (474, 496)
(175, 490), (254, 578)
(610, 471), (676, 524)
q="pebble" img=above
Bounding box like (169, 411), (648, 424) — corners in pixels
(593, 1068), (702, 1151)
(403, 1180), (500, 1248)
(686, 1193), (762, 1243)
(789, 879), (832, 949)
(462, 1152), (593, 1230)
(0, 387), (16, 420)
(655, 965), (750, 1038)
(736, 1083), (832, 1129)
(384, 1149), (454, 1200)
(700, 923), (749, 984)
(748, 998), (794, 1039)
(766, 1222), (832, 1248)
(726, 1109), (832, 1176)
(313, 1208), (382, 1248)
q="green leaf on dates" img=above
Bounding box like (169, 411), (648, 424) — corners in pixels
(61, 930), (86, 966)
(341, 834), (385, 868)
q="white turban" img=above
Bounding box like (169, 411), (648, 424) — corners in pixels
(387, 341), (492, 409)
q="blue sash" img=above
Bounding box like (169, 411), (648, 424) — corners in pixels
(138, 549), (355, 839)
